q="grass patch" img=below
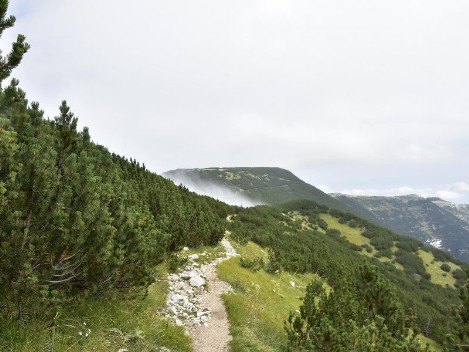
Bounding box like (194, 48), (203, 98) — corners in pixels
(320, 214), (461, 289)
(218, 240), (319, 351)
(230, 240), (268, 261)
(320, 214), (366, 245)
(289, 211), (314, 231)
(416, 334), (442, 351)
(180, 241), (226, 265)
(320, 214), (406, 271)
(418, 250), (459, 288)
(0, 265), (191, 352)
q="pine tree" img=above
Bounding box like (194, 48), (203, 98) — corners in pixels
(458, 274), (469, 348)
(285, 265), (422, 351)
(0, 0), (29, 83)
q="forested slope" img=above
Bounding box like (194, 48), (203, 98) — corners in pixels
(2, 2), (469, 351)
(227, 200), (469, 350)
(164, 167), (352, 212)
(0, 3), (228, 320)
(333, 194), (469, 262)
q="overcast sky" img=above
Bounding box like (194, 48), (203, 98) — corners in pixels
(3, 0), (469, 203)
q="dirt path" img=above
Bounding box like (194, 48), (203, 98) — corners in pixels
(163, 237), (238, 352)
(189, 238), (237, 351)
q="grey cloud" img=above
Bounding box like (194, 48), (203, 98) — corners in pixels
(164, 170), (263, 207)
(3, 0), (469, 202)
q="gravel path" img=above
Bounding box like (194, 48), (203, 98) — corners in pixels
(163, 237), (238, 352)
(190, 238), (237, 351)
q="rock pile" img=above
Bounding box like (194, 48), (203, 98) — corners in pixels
(163, 237), (238, 329)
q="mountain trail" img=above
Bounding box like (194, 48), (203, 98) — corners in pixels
(163, 237), (238, 352)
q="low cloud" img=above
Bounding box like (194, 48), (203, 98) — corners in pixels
(4, 1), (469, 206)
(436, 190), (463, 201)
(164, 170), (263, 207)
(454, 182), (469, 192)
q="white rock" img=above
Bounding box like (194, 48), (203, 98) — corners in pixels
(189, 275), (205, 287)
(163, 237), (239, 329)
(182, 247), (189, 251)
(180, 273), (191, 280)
(188, 254), (199, 261)
(290, 281), (296, 287)
(195, 310), (206, 317)
(155, 348), (172, 352)
(170, 293), (183, 301)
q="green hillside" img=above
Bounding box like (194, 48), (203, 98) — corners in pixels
(165, 168), (469, 263)
(229, 201), (467, 350)
(164, 167), (352, 212)
(2, 2), (469, 350)
(225, 200), (469, 350)
(333, 194), (469, 262)
(0, 4), (227, 349)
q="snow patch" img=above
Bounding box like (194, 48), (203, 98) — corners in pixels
(426, 238), (442, 249)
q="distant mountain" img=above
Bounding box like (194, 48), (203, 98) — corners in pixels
(163, 167), (353, 212)
(164, 167), (469, 262)
(432, 199), (469, 228)
(332, 194), (469, 262)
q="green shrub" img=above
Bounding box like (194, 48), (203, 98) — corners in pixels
(440, 263), (451, 273)
(453, 269), (467, 281)
(239, 257), (265, 272)
(167, 254), (188, 273)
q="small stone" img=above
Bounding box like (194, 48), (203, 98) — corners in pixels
(201, 315), (209, 322)
(290, 281), (296, 287)
(188, 254), (199, 261)
(189, 275), (205, 287)
(155, 348), (172, 352)
(182, 247), (189, 251)
(170, 293), (183, 302)
(181, 272), (191, 280)
(196, 309), (209, 317)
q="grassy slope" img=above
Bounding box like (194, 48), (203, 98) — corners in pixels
(218, 240), (320, 351)
(319, 214), (461, 289)
(334, 194), (469, 262)
(319, 214), (405, 270)
(419, 250), (459, 288)
(417, 335), (442, 351)
(0, 265), (191, 352)
(219, 238), (442, 351)
(4, 215), (451, 351)
(0, 235), (232, 351)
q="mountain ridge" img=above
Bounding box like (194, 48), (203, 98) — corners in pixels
(332, 193), (469, 262)
(163, 166), (354, 213)
(164, 167), (469, 262)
